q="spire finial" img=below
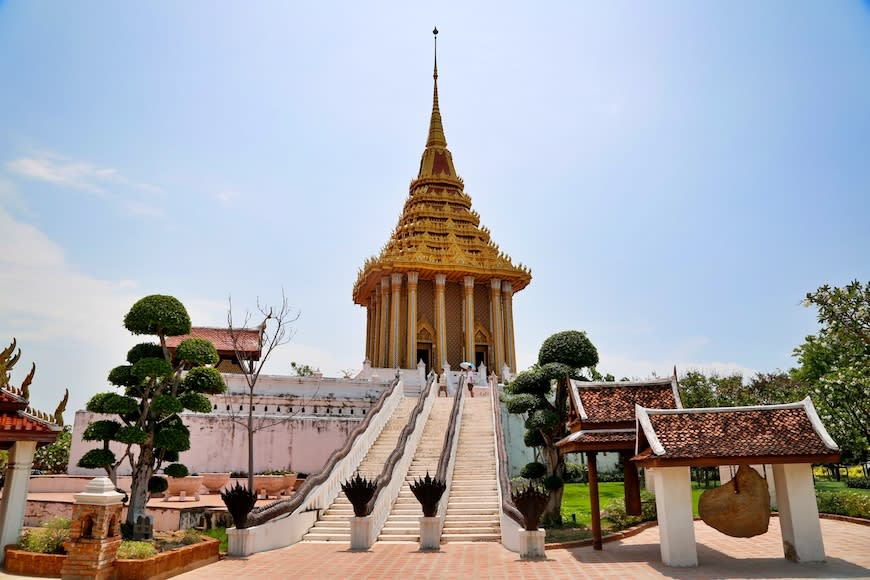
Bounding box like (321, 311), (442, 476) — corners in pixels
(425, 27), (447, 148)
(433, 27), (439, 81)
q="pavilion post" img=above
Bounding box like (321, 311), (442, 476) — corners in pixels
(622, 452), (642, 516)
(0, 440), (37, 563)
(772, 463), (825, 562)
(651, 466), (697, 567)
(586, 451), (602, 550)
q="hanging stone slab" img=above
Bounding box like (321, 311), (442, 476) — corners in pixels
(699, 465), (770, 538)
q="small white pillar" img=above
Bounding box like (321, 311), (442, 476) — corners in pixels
(652, 466), (697, 567)
(419, 516), (440, 550)
(227, 526), (256, 556)
(0, 440), (37, 564)
(644, 468), (656, 493)
(518, 528), (546, 558)
(350, 516), (372, 550)
(772, 463), (825, 562)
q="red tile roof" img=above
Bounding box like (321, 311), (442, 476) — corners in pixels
(633, 398), (840, 467)
(0, 413), (55, 433)
(165, 327), (262, 358)
(570, 378), (681, 426)
(556, 429), (637, 452)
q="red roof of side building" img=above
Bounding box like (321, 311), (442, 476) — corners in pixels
(0, 388), (64, 448)
(165, 327), (262, 360)
(569, 377), (682, 426)
(632, 397), (840, 467)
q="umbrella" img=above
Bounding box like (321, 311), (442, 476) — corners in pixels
(460, 362), (474, 370)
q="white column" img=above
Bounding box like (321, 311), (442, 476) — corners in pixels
(379, 277), (390, 367)
(772, 463), (825, 562)
(434, 274), (447, 370)
(406, 272), (419, 369)
(0, 440), (37, 563)
(489, 279), (504, 373)
(463, 276), (475, 364)
(651, 466), (697, 567)
(389, 273), (402, 368)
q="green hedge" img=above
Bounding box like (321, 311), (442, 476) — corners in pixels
(816, 491), (870, 519)
(845, 478), (870, 490)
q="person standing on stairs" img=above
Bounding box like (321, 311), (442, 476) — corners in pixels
(465, 367), (475, 397)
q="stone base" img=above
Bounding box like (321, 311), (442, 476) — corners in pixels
(518, 528), (546, 558)
(350, 516), (372, 551)
(227, 527), (256, 556)
(419, 516), (440, 550)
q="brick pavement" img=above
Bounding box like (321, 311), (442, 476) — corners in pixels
(177, 519), (870, 579)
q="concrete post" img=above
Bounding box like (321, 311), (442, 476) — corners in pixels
(350, 516), (373, 550)
(772, 463), (825, 562)
(419, 516), (440, 550)
(518, 528), (546, 558)
(651, 466), (697, 567)
(0, 440), (37, 564)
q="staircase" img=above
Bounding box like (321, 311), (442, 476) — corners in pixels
(378, 397), (453, 541)
(442, 393), (501, 542)
(302, 397), (418, 542)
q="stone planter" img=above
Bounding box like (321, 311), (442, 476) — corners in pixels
(200, 472), (231, 494)
(164, 476), (204, 501)
(227, 527), (256, 557)
(114, 537), (219, 580)
(419, 516), (440, 550)
(4, 545), (65, 577)
(350, 516), (373, 551)
(518, 528), (546, 558)
(282, 473), (298, 495)
(252, 475), (285, 498)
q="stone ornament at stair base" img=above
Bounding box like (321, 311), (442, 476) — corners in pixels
(350, 516), (373, 550)
(518, 528), (546, 558)
(699, 464), (770, 538)
(419, 516), (440, 550)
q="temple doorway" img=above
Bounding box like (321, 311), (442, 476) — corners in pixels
(475, 346), (488, 369)
(417, 343), (432, 372)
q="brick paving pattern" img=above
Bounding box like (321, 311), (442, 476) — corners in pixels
(177, 519), (870, 579)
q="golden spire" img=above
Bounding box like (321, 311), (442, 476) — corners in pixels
(426, 27), (447, 148)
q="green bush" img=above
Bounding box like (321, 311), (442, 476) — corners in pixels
(602, 491), (657, 531)
(148, 476), (169, 493)
(520, 461), (547, 480)
(18, 518), (71, 554)
(845, 478), (870, 490)
(181, 528), (203, 545)
(117, 541), (157, 560)
(164, 463), (189, 478)
(816, 491), (870, 518)
(543, 475), (564, 490)
(564, 462), (586, 483)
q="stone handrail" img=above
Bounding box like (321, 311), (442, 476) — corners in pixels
(244, 376), (402, 527)
(434, 372), (466, 531)
(490, 374), (524, 529)
(362, 371), (438, 542)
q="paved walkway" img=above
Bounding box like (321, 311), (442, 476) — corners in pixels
(178, 519), (870, 579)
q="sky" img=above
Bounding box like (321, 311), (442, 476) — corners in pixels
(1, 1), (868, 418)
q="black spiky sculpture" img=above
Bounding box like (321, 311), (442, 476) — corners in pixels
(221, 482), (257, 529)
(512, 484), (549, 531)
(342, 472), (377, 517)
(410, 472), (446, 517)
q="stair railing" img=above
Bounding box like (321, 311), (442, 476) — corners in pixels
(489, 373), (523, 550)
(363, 370), (438, 543)
(244, 375), (402, 527)
(433, 370), (466, 534)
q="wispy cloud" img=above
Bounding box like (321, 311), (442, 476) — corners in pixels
(5, 152), (165, 216)
(214, 190), (239, 205)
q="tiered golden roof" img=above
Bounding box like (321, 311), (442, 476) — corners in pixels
(352, 47), (531, 305)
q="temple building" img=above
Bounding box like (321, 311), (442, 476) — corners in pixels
(353, 32), (531, 375)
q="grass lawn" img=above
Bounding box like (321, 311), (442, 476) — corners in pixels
(815, 480), (870, 495)
(202, 527), (228, 552)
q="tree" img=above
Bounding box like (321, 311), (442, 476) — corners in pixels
(33, 426), (71, 474)
(77, 295), (227, 530)
(226, 293), (301, 492)
(502, 330), (599, 525)
(678, 370), (802, 409)
(792, 280), (870, 463)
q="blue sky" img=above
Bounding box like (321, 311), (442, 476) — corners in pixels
(1, 1), (868, 417)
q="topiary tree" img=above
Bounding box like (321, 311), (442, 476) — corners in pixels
(77, 295), (226, 533)
(502, 330), (599, 525)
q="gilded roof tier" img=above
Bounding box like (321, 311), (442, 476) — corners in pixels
(353, 51), (531, 305)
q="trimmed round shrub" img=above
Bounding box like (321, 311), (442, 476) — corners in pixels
(86, 393), (139, 415)
(155, 428), (190, 452)
(148, 476), (169, 493)
(164, 463), (189, 478)
(520, 461), (547, 479)
(542, 474), (564, 490)
(525, 408), (559, 430)
(126, 343), (164, 365)
(523, 428), (546, 448)
(77, 448), (117, 470)
(175, 338), (219, 366)
(539, 362), (573, 382)
(538, 330), (599, 369)
(181, 366), (226, 395)
(107, 365), (137, 387)
(150, 394), (183, 417)
(114, 426), (148, 445)
(508, 367), (550, 396)
(160, 450), (180, 463)
(178, 392), (212, 413)
(131, 357), (173, 381)
(82, 420), (121, 442)
(124, 295), (191, 337)
(504, 393), (539, 414)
